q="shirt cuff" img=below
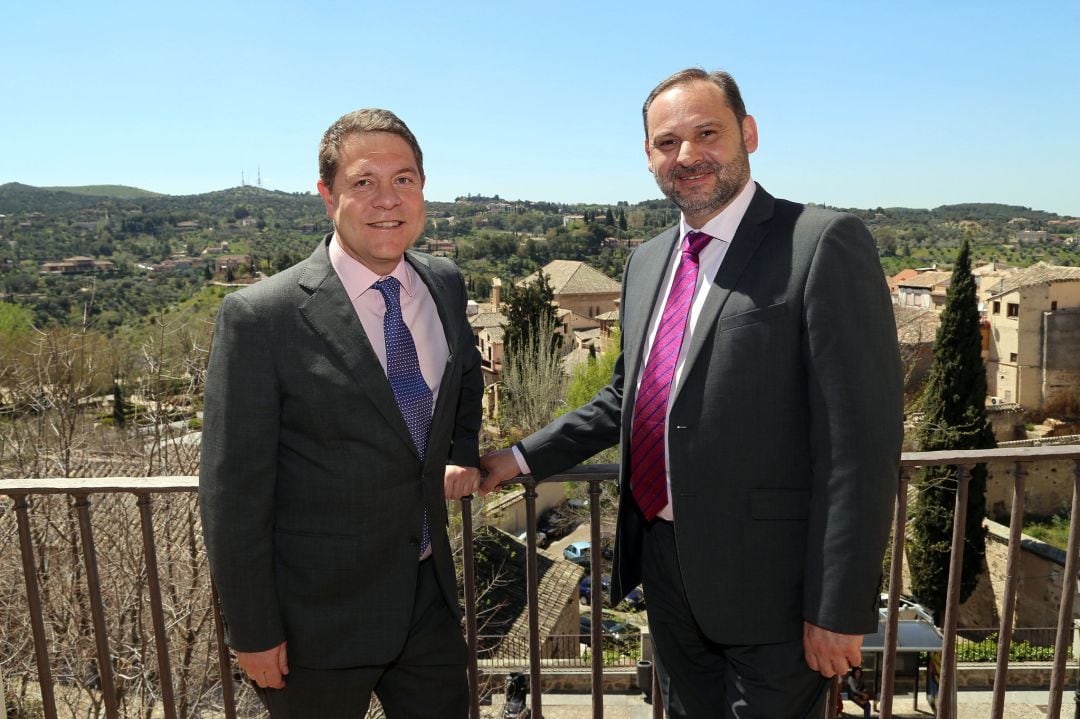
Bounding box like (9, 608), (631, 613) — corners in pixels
(511, 444), (531, 475)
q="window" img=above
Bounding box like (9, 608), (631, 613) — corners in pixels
(992, 301), (1001, 315)
(1007, 303), (1020, 318)
(1051, 301), (1058, 310)
(1009, 352), (1018, 363)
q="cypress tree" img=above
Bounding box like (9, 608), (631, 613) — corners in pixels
(908, 237), (995, 621)
(112, 379), (127, 429)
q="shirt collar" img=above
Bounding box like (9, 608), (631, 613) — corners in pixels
(679, 177), (756, 243)
(328, 233), (416, 301)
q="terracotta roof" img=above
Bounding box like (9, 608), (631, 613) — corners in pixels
(898, 271), (952, 290)
(520, 260), (621, 295)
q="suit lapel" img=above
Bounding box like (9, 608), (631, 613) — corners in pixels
(405, 251), (458, 456)
(623, 226), (680, 411)
(673, 186), (775, 399)
(296, 237), (417, 453)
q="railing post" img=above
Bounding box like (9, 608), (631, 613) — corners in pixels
(72, 492), (120, 718)
(11, 493), (58, 719)
(459, 494), (480, 719)
(522, 477), (544, 718)
(587, 478), (604, 719)
(1047, 459), (1080, 718)
(879, 467), (910, 719)
(135, 493), (177, 719)
(210, 580), (237, 719)
(938, 463), (972, 719)
(991, 461), (1026, 719)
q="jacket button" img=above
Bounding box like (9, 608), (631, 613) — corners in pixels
(408, 536), (420, 546)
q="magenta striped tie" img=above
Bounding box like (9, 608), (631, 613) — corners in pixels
(630, 231), (712, 520)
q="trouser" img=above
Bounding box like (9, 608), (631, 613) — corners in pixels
(641, 519), (830, 718)
(254, 557), (468, 719)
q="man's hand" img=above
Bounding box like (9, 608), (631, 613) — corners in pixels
(444, 464), (481, 499)
(236, 641), (288, 689)
(803, 622), (862, 678)
(478, 448), (523, 496)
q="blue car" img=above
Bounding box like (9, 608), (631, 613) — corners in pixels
(563, 540), (591, 565)
(620, 585), (646, 611)
(579, 574), (612, 606)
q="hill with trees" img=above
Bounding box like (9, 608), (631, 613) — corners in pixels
(1, 182), (1078, 334)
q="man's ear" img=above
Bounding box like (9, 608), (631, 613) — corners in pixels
(741, 115), (759, 154)
(316, 180), (335, 217)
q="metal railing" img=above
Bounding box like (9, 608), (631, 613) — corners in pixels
(2, 446), (1080, 719)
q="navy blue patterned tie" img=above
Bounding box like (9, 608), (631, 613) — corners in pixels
(374, 276), (433, 556)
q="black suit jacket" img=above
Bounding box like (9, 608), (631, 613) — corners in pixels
(520, 185), (903, 644)
(199, 235), (482, 668)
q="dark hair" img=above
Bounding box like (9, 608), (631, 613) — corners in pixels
(318, 108), (424, 189)
(642, 68), (747, 137)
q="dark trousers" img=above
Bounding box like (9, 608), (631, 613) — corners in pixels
(641, 519), (830, 719)
(255, 557), (468, 719)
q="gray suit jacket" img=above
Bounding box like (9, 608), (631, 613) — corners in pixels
(520, 185), (903, 645)
(199, 235), (482, 668)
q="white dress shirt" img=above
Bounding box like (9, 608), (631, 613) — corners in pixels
(329, 235), (448, 406)
(512, 178), (758, 521)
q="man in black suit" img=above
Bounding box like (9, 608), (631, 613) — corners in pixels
(481, 69), (903, 717)
(200, 108), (483, 718)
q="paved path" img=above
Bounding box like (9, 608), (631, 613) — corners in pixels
(485, 688), (1060, 717)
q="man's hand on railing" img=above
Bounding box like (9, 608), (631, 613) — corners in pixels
(236, 640), (288, 689)
(478, 448), (523, 496)
(444, 464), (481, 499)
(802, 622), (863, 678)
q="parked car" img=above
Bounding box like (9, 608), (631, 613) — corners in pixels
(579, 574), (612, 606)
(619, 585), (646, 612)
(537, 508), (576, 542)
(563, 541), (591, 565)
(515, 530), (549, 549)
(579, 614), (637, 646)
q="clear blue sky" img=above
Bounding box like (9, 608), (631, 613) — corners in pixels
(3, 0), (1077, 215)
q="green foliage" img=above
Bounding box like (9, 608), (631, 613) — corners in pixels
(1021, 514), (1070, 550)
(909, 238), (996, 620)
(562, 328), (620, 411)
(955, 633), (1058, 662)
(0, 302), (33, 335)
(502, 271), (562, 362)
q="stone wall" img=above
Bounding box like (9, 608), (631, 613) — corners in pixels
(984, 457), (1078, 521)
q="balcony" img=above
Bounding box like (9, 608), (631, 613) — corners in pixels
(2, 445), (1079, 718)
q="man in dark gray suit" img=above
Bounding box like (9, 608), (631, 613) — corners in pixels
(480, 69), (903, 717)
(200, 109), (483, 718)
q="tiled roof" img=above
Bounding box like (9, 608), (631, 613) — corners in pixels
(989, 261), (1080, 297)
(898, 271), (952, 290)
(894, 305), (941, 345)
(471, 527), (584, 660)
(470, 311), (507, 329)
(520, 260), (621, 296)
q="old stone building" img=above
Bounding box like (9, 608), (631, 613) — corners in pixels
(985, 262), (1080, 412)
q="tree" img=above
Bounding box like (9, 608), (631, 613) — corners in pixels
(618, 208), (628, 232)
(908, 237), (995, 621)
(502, 271), (561, 363)
(499, 272), (564, 436)
(604, 208), (615, 226)
(112, 378), (127, 429)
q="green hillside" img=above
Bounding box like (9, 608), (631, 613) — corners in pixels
(41, 184), (162, 199)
